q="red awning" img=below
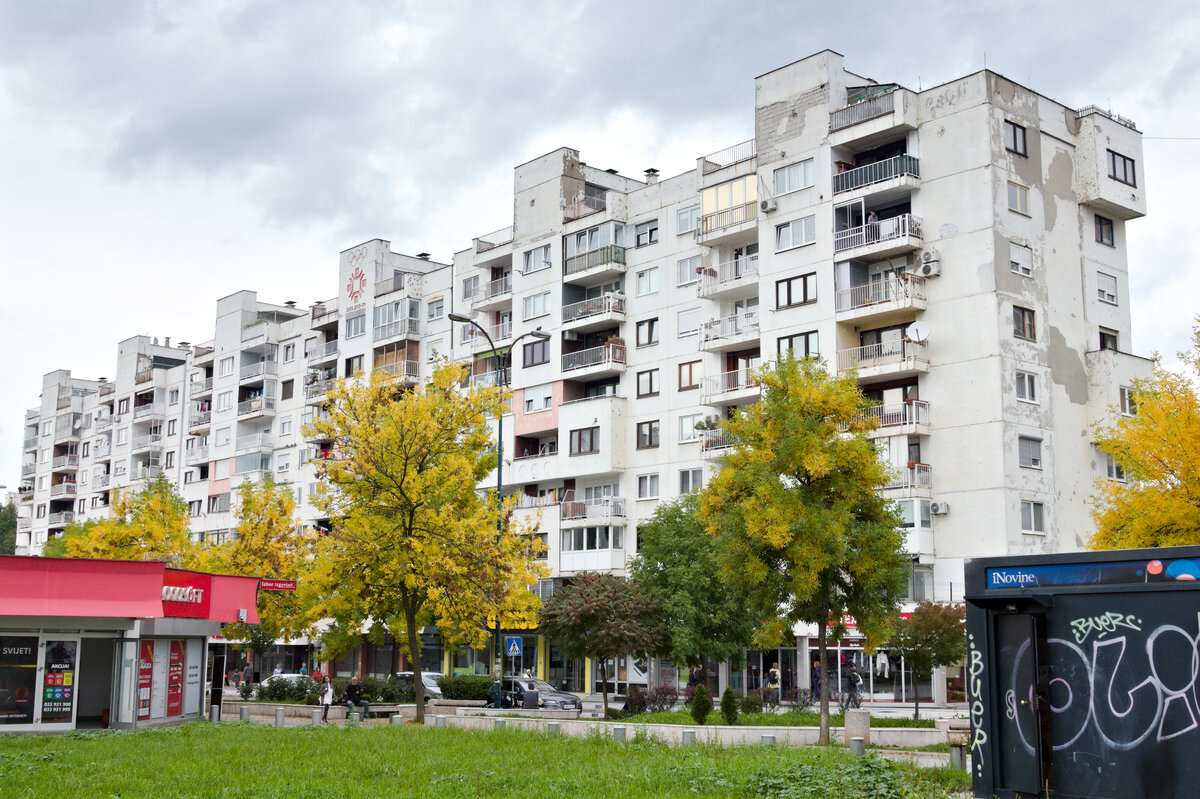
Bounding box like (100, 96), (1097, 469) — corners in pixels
(208, 575), (261, 625)
(0, 556), (165, 618)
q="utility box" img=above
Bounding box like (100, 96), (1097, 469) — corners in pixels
(965, 545), (1200, 798)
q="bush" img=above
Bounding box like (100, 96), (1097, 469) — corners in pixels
(604, 707), (630, 720)
(683, 684), (697, 707)
(690, 685), (712, 725)
(436, 675), (493, 701)
(380, 676), (416, 704)
(645, 685), (678, 714)
(740, 692), (763, 715)
(784, 687), (814, 709)
(720, 687), (740, 725)
(237, 683), (254, 701)
(623, 685), (647, 716)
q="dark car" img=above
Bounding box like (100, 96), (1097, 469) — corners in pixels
(501, 678), (582, 711)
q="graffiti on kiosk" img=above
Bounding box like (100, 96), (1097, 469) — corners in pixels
(967, 632), (987, 776)
(1069, 611), (1142, 644)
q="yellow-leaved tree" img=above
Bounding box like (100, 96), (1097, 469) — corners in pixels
(1091, 322), (1200, 549)
(305, 363), (546, 722)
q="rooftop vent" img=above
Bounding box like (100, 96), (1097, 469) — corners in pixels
(416, 252), (431, 260)
(644, 168), (659, 184)
(284, 300), (296, 308)
(605, 168), (619, 174)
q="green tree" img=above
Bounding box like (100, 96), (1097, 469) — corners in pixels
(690, 684), (713, 725)
(720, 686), (739, 725)
(1090, 321), (1200, 549)
(628, 495), (754, 670)
(0, 500), (18, 556)
(884, 602), (966, 719)
(306, 363), (545, 723)
(538, 572), (661, 714)
(699, 355), (909, 744)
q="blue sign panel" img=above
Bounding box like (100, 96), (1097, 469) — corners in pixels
(986, 556), (1200, 589)
(505, 637), (522, 657)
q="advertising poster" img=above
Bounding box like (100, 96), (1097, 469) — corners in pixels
(0, 636), (38, 725)
(166, 641), (184, 717)
(40, 640), (78, 724)
(137, 641), (153, 720)
(150, 641), (168, 718)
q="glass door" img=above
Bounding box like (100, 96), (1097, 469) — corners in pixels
(39, 637), (80, 730)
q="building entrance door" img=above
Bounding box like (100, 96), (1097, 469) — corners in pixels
(995, 613), (1051, 795)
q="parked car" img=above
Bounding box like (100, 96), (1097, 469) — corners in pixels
(260, 673), (307, 687)
(397, 671), (444, 702)
(501, 678), (582, 711)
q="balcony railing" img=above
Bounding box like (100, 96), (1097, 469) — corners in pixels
(240, 361), (278, 381)
(470, 369), (511, 389)
(133, 403), (164, 419)
(94, 443), (111, 459)
(836, 340), (929, 373)
(830, 90), (896, 132)
(374, 318), (420, 341)
(132, 467), (163, 482)
(306, 340), (338, 362)
(236, 433), (273, 452)
(378, 360), (419, 381)
(133, 434), (163, 450)
(190, 377), (213, 395)
(94, 474), (111, 489)
(52, 455), (79, 469)
(833, 155), (920, 194)
(375, 274), (406, 296)
(17, 518), (31, 531)
(560, 496), (626, 521)
(562, 294), (625, 324)
(834, 213), (922, 252)
(48, 511), (74, 527)
(305, 381), (330, 400)
(884, 462), (932, 490)
(50, 482), (77, 497)
(701, 312), (760, 345)
(703, 368), (758, 399)
(564, 245), (625, 276)
(189, 410), (212, 429)
(564, 194), (606, 221)
(700, 139), (755, 174)
(95, 416), (113, 432)
(515, 493), (559, 508)
(698, 255), (758, 295)
(701, 201), (757, 236)
(835, 274), (926, 313)
(852, 400), (931, 433)
(473, 274), (512, 304)
(23, 436), (37, 451)
(21, 463), (36, 476)
(561, 343), (626, 373)
(700, 430), (733, 455)
(238, 396), (276, 417)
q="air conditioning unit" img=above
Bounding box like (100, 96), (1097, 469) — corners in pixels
(919, 261), (941, 278)
(760, 198), (777, 213)
(930, 501), (950, 515)
(921, 248), (939, 264)
(563, 331), (582, 342)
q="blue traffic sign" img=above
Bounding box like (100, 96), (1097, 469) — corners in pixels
(505, 637), (522, 657)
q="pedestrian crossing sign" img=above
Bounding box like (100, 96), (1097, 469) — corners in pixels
(506, 637), (522, 657)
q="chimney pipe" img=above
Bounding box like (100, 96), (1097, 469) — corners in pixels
(644, 168), (659, 184)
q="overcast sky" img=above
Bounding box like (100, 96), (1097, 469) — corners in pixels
(2, 1), (1198, 495)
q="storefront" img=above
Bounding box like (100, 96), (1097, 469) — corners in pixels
(0, 555), (260, 733)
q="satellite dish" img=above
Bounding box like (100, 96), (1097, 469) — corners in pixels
(73, 418), (83, 430)
(906, 321), (930, 343)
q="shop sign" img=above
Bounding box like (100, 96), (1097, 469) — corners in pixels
(0, 636), (38, 725)
(162, 570), (213, 619)
(259, 579), (297, 591)
(166, 641), (184, 717)
(137, 641), (154, 720)
(40, 640), (77, 724)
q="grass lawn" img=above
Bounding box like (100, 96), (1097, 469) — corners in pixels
(0, 721), (969, 798)
(632, 709), (938, 728)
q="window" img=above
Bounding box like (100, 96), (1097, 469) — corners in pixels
(679, 361), (701, 391)
(1095, 214), (1114, 246)
(677, 255), (701, 286)
(78, 499), (86, 514)
(215, 427), (231, 447)
(677, 308), (702, 337)
(1021, 501), (1045, 534)
(1016, 371), (1038, 403)
(778, 331), (819, 359)
(523, 244), (551, 275)
(115, 429), (128, 446)
(1107, 150), (1136, 186)
(280, 417), (293, 436)
(636, 369), (660, 398)
(523, 292), (550, 320)
(188, 500), (202, 518)
(1004, 121), (1027, 156)
(636, 319), (659, 347)
(167, 419), (177, 436)
(426, 338), (444, 362)
(168, 388), (180, 405)
(344, 355), (363, 377)
(219, 357), (235, 377)
(462, 275), (480, 300)
(773, 158), (814, 195)
(561, 526), (623, 552)
(36, 504), (46, 519)
(209, 493), (231, 514)
(636, 420), (660, 449)
(1097, 272), (1118, 304)
(81, 442), (89, 457)
(427, 298), (444, 320)
(1105, 452), (1126, 481)
(636, 267), (659, 296)
(217, 392), (233, 412)
(570, 427), (599, 455)
(776, 272), (817, 308)
(1010, 242), (1033, 276)
(345, 313), (366, 338)
(1119, 386), (1137, 416)
(679, 413), (702, 442)
(679, 468), (703, 495)
(1013, 306), (1036, 341)
(1099, 328), (1118, 351)
(523, 383), (552, 413)
(635, 219), (659, 247)
(637, 474), (659, 500)
(164, 451), (175, 469)
(41, 420), (52, 436)
(283, 344), (296, 363)
(677, 205), (701, 235)
(775, 215), (816, 250)
(281, 379), (294, 401)
(1007, 181), (1029, 215)
(1019, 436), (1042, 469)
(523, 338), (549, 367)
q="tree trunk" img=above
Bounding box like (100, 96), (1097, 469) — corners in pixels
(912, 668), (920, 720)
(599, 659), (609, 715)
(406, 605), (423, 724)
(817, 610), (830, 745)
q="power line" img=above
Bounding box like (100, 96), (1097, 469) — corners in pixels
(1143, 136), (1200, 140)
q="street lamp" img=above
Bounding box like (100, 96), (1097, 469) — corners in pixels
(448, 313), (551, 689)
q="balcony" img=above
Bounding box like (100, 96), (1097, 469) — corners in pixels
(700, 430), (734, 459)
(17, 517), (31, 531)
(94, 443), (111, 459)
(239, 361), (278, 383)
(700, 139), (755, 175)
(311, 304), (339, 329)
(23, 436), (36, 451)
(305, 380), (331, 403)
(698, 201), (758, 245)
(883, 462), (932, 495)
(236, 434), (273, 453)
(836, 341), (929, 384)
(132, 433), (164, 452)
(21, 462), (36, 477)
(698, 255), (759, 300)
(93, 474), (111, 489)
(237, 396), (276, 420)
(469, 368), (510, 389)
(306, 340), (339, 364)
(563, 245), (626, 287)
(834, 274), (927, 325)
(834, 214), (922, 258)
(374, 318), (420, 343)
(561, 343), (626, 378)
(829, 88), (918, 148)
(50, 482), (78, 498)
(562, 294), (625, 333)
(190, 377), (214, 397)
(95, 416), (113, 432)
(375, 273), (408, 297)
(471, 274), (513, 311)
(133, 403), (165, 421)
(833, 154), (920, 195)
(852, 400), (931, 438)
(378, 360), (419, 384)
(131, 466), (163, 484)
(702, 368), (762, 406)
(700, 312), (761, 352)
(51, 455), (79, 472)
(17, 487), (33, 502)
(564, 194), (606, 222)
(189, 410), (212, 431)
(466, 320), (513, 351)
(560, 496), (626, 525)
(48, 511), (74, 527)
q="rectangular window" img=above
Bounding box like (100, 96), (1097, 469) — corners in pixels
(168, 388), (180, 405)
(677, 205), (701, 235)
(214, 427), (230, 447)
(217, 392), (233, 412)
(773, 158), (815, 195)
(636, 420), (660, 449)
(634, 219), (659, 247)
(345, 313), (366, 338)
(1107, 150), (1136, 186)
(280, 417), (293, 436)
(1010, 242), (1033, 276)
(219, 357), (234, 377)
(280, 379), (294, 401)
(523, 383), (553, 413)
(115, 429), (128, 445)
(1097, 272), (1118, 304)
(167, 419), (177, 436)
(41, 420), (52, 436)
(778, 330), (819, 359)
(1100, 328), (1119, 351)
(427, 338), (444, 362)
(1004, 121), (1027, 156)
(679, 468), (703, 495)
(1016, 371), (1038, 403)
(1007, 181), (1030, 215)
(427, 298), (444, 320)
(462, 275), (479, 300)
(1119, 386), (1137, 416)
(524, 339), (549, 367)
(522, 292), (550, 320)
(1019, 436), (1042, 469)
(636, 319), (660, 347)
(1095, 214), (1114, 246)
(776, 272), (817, 308)
(208, 493), (231, 514)
(189, 500), (202, 518)
(283, 344), (296, 363)
(636, 369), (660, 398)
(677, 308), (702, 337)
(1013, 306), (1036, 341)
(637, 474), (659, 500)
(1106, 452), (1126, 481)
(636, 267), (659, 296)
(522, 244), (552, 275)
(569, 427), (599, 455)
(679, 361), (701, 391)
(775, 215), (816, 250)
(81, 441), (90, 457)
(164, 451), (175, 469)
(679, 413), (702, 443)
(344, 355), (363, 377)
(676, 255), (701, 286)
(1020, 500), (1044, 534)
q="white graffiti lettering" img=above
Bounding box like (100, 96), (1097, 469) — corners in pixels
(968, 634), (987, 773)
(1069, 612), (1142, 644)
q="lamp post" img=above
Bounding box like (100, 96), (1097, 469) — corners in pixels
(449, 313), (550, 689)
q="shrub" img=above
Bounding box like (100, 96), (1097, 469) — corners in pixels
(690, 685), (712, 725)
(381, 676), (416, 704)
(740, 692), (763, 715)
(720, 687), (740, 725)
(436, 675), (493, 701)
(623, 685), (647, 716)
(257, 678), (291, 702)
(645, 685), (678, 714)
(604, 707), (630, 720)
(237, 683), (254, 701)
(359, 676), (387, 702)
(784, 687), (813, 709)
(683, 684), (697, 707)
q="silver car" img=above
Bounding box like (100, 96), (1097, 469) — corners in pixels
(397, 671), (444, 702)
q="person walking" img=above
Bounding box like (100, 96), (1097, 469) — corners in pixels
(767, 661), (781, 704)
(841, 662), (862, 712)
(344, 675), (370, 720)
(319, 675), (334, 723)
(810, 659), (821, 702)
(272, 664), (282, 677)
(243, 662), (253, 687)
